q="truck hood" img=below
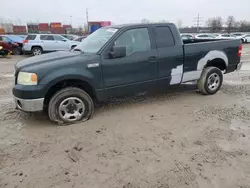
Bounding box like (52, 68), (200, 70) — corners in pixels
(15, 51), (80, 71)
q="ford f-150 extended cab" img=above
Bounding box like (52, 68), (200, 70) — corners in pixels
(13, 23), (243, 124)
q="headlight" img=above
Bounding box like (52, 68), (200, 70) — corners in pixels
(17, 72), (38, 85)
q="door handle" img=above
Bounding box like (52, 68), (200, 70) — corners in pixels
(148, 56), (157, 62)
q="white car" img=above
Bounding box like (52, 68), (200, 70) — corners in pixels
(195, 34), (216, 40)
(215, 34), (237, 39)
(231, 33), (247, 43)
(243, 34), (250, 43)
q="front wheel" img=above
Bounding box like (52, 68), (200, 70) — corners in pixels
(48, 87), (94, 124)
(197, 67), (223, 95)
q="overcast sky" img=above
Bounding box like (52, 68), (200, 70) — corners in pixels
(1, 0), (249, 27)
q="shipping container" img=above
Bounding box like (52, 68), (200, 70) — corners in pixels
(1, 23), (13, 33)
(13, 25), (27, 33)
(0, 28), (5, 34)
(88, 21), (111, 33)
(50, 22), (62, 28)
(50, 27), (66, 34)
(100, 21), (111, 27)
(27, 23), (39, 33)
(39, 23), (49, 31)
(63, 25), (72, 29)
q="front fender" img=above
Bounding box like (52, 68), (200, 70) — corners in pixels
(39, 68), (94, 94)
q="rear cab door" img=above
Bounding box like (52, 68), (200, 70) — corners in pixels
(40, 35), (57, 51)
(152, 24), (184, 86)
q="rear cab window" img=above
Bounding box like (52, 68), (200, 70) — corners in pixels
(26, 35), (36, 40)
(154, 26), (175, 48)
(40, 35), (54, 40)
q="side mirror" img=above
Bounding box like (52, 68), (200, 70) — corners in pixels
(109, 45), (126, 58)
(62, 39), (67, 42)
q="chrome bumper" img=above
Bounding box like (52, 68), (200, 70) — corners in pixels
(237, 62), (243, 71)
(14, 97), (44, 112)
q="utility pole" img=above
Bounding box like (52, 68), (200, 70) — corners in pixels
(193, 14), (203, 33)
(86, 8), (89, 33)
(197, 14), (200, 33)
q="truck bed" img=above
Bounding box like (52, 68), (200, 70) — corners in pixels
(183, 39), (242, 73)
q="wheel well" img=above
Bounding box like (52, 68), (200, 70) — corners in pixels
(32, 46), (43, 51)
(44, 79), (96, 106)
(205, 58), (227, 71)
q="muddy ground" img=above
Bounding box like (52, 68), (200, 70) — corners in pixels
(0, 45), (250, 188)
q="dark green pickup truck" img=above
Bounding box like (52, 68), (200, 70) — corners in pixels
(13, 23), (243, 124)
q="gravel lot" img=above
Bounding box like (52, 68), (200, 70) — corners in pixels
(1, 45), (250, 188)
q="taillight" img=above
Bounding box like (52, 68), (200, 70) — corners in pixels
(238, 44), (242, 57)
(23, 40), (28, 43)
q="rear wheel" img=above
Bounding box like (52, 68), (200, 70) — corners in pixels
(12, 47), (22, 55)
(48, 87), (94, 124)
(32, 47), (42, 56)
(197, 67), (223, 95)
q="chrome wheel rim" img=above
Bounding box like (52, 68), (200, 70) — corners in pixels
(33, 49), (41, 55)
(207, 73), (220, 91)
(58, 97), (85, 122)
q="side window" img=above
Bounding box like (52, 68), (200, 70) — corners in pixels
(154, 26), (175, 48)
(114, 28), (151, 56)
(2, 36), (10, 42)
(54, 35), (65, 41)
(40, 35), (54, 41)
(199, 35), (207, 37)
(0, 36), (2, 41)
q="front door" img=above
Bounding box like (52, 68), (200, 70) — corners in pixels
(101, 27), (158, 97)
(53, 35), (69, 51)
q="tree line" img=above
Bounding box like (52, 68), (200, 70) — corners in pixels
(206, 16), (250, 33)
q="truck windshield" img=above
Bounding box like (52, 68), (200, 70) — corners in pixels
(75, 27), (118, 53)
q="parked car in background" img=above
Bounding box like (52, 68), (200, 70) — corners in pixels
(73, 36), (87, 42)
(244, 34), (250, 43)
(0, 35), (22, 55)
(195, 34), (216, 39)
(215, 34), (237, 39)
(19, 35), (27, 39)
(180, 33), (194, 40)
(61, 34), (78, 40)
(22, 34), (80, 56)
(231, 33), (247, 43)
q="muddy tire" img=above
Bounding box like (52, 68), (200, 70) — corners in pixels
(32, 47), (43, 56)
(48, 87), (94, 124)
(197, 67), (223, 95)
(12, 47), (22, 55)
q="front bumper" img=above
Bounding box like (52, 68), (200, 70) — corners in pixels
(14, 97), (44, 112)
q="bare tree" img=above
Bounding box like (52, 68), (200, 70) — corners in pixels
(226, 16), (236, 33)
(238, 20), (250, 32)
(207, 17), (223, 32)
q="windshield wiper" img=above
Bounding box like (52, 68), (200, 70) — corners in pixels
(73, 48), (84, 53)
